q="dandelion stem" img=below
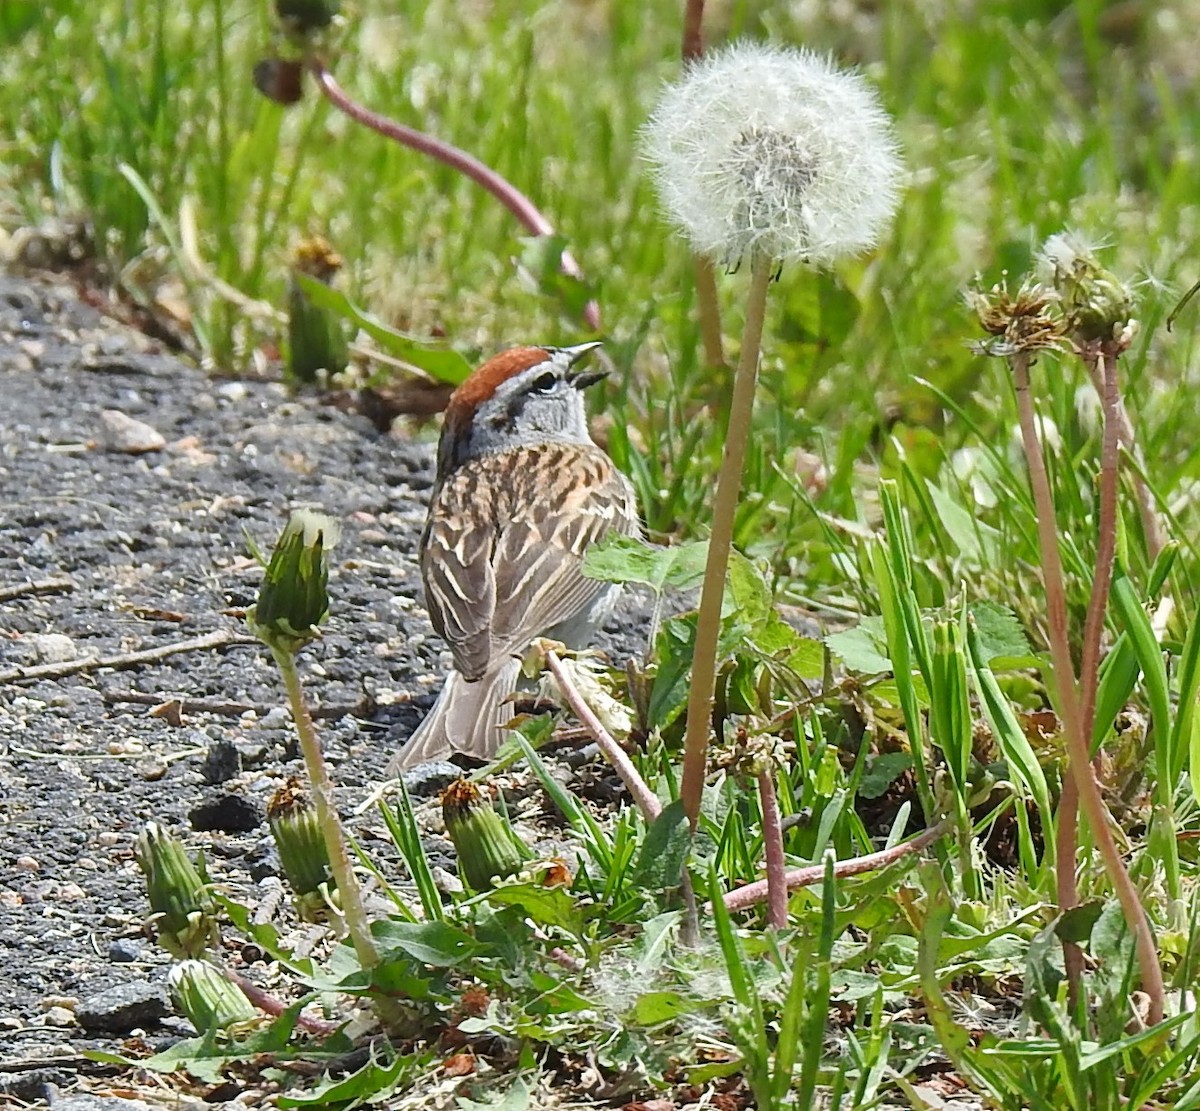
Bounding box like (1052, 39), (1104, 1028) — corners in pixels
(544, 647), (700, 943)
(272, 647), (378, 972)
(308, 60), (600, 331)
(681, 253), (773, 830)
(1012, 353), (1164, 1025)
(544, 648), (660, 822)
(681, 0), (705, 62)
(1078, 344), (1121, 751)
(758, 767), (788, 928)
(694, 254), (728, 369)
(718, 819), (950, 912)
(1082, 356), (1163, 560)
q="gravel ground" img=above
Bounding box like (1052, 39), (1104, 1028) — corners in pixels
(0, 272), (653, 1105)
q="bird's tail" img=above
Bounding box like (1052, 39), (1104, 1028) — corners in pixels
(389, 658), (522, 772)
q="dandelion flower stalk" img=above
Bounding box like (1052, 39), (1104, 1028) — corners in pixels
(973, 262), (1165, 1025)
(247, 513), (381, 980)
(681, 254), (772, 825)
(644, 41), (902, 832)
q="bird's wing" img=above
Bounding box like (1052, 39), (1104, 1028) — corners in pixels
(421, 445), (637, 678)
(488, 464), (636, 660)
(421, 492), (497, 683)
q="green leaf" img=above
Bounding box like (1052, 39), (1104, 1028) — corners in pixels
(293, 272), (472, 384)
(630, 990), (698, 1025)
(457, 1076), (532, 1111)
(516, 234), (595, 321)
(633, 799), (691, 889)
(1053, 899), (1105, 944)
(371, 919), (484, 966)
(927, 480), (1000, 561)
(725, 551), (773, 625)
(484, 882), (584, 935)
(826, 617), (892, 674)
(278, 1042), (423, 1107)
(648, 615), (697, 730)
(583, 535), (708, 593)
(968, 601), (1034, 664)
(857, 752), (912, 800)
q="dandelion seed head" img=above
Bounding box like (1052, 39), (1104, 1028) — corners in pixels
(1037, 230), (1133, 343)
(642, 40), (904, 267)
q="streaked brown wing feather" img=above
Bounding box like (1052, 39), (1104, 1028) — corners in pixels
(421, 443), (637, 679)
(421, 509), (496, 681)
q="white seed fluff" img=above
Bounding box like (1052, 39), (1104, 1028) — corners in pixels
(642, 40), (904, 267)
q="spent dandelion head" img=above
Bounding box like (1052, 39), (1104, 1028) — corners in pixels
(966, 277), (1067, 360)
(1038, 231), (1135, 345)
(642, 40), (904, 268)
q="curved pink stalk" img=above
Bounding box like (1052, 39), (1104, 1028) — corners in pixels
(757, 768), (788, 928)
(719, 820), (950, 913)
(308, 62), (600, 331)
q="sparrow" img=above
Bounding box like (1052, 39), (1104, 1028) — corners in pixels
(391, 342), (640, 770)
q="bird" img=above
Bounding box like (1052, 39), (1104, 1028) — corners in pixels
(391, 342), (640, 771)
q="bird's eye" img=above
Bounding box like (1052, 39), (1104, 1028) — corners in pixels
(532, 371), (558, 393)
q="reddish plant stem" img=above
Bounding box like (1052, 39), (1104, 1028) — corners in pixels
(308, 61), (600, 331)
(681, 0), (705, 61)
(719, 820), (950, 912)
(680, 255), (773, 831)
(757, 768), (788, 929)
(1054, 775), (1084, 998)
(544, 648), (660, 822)
(1083, 356), (1163, 560)
(679, 1), (726, 370)
(229, 971), (340, 1036)
(1079, 345), (1122, 747)
(1012, 353), (1164, 1024)
(544, 647), (700, 943)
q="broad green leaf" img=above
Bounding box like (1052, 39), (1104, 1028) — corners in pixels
(825, 617), (892, 674)
(278, 1042), (424, 1107)
(1054, 899), (1105, 944)
(633, 799), (691, 889)
(857, 752), (912, 800)
(630, 990), (698, 1025)
(371, 919), (484, 966)
(927, 479), (1000, 561)
(458, 1076), (531, 1111)
(583, 535), (708, 593)
(968, 601), (1034, 664)
(293, 272), (472, 384)
(484, 882), (584, 934)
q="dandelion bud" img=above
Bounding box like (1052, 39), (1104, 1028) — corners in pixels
(168, 961), (257, 1034)
(134, 823), (217, 959)
(267, 779), (334, 920)
(441, 780), (529, 892)
(286, 236), (349, 386)
(247, 510), (340, 657)
(275, 0), (339, 34)
(253, 58), (305, 106)
(1039, 232), (1134, 344)
(642, 41), (903, 267)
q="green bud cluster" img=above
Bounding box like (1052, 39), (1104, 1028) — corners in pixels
(168, 960), (257, 1033)
(134, 823), (217, 959)
(247, 511), (340, 656)
(441, 780), (530, 892)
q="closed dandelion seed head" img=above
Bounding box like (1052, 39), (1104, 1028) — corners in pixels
(642, 40), (904, 267)
(1038, 231), (1134, 344)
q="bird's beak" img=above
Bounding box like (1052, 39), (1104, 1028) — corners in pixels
(561, 341), (606, 389)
